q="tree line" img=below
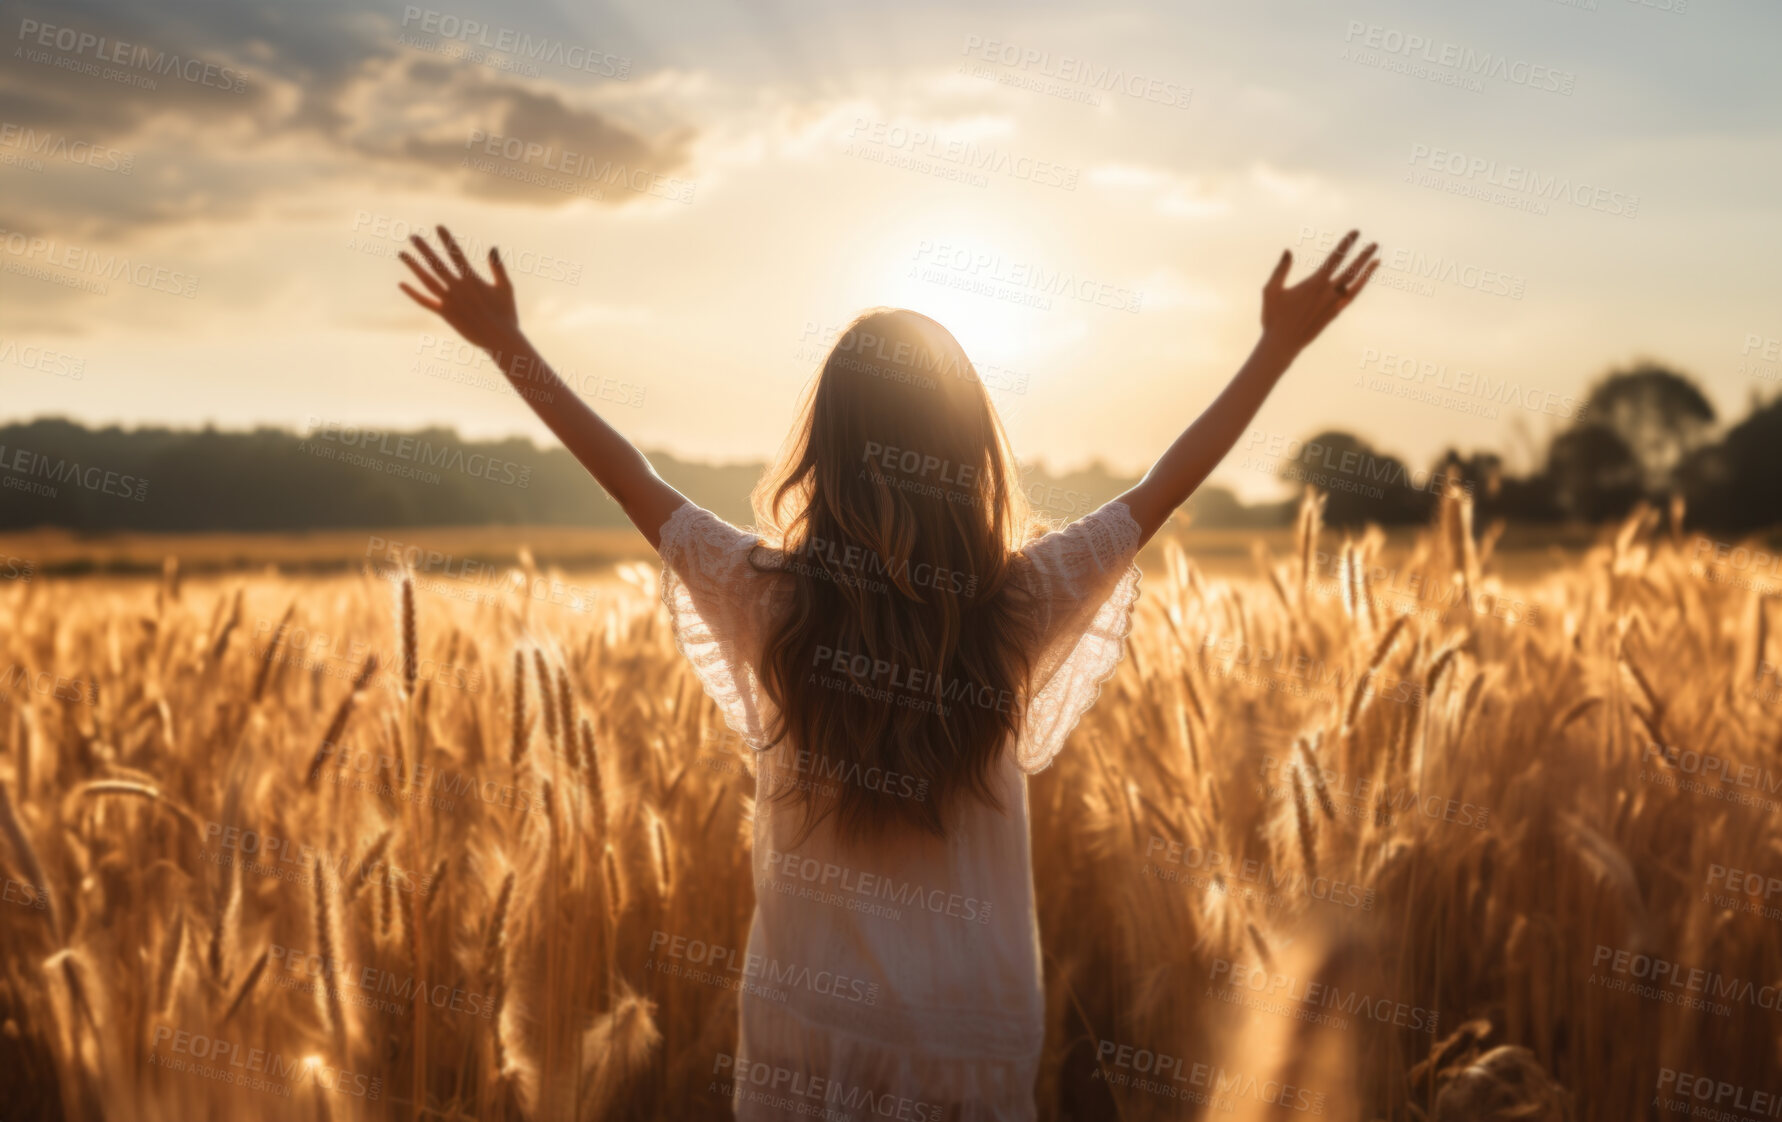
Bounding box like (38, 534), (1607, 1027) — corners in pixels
(0, 362), (1774, 534)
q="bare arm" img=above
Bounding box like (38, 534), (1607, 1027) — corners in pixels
(1118, 229), (1380, 548)
(397, 226), (688, 550)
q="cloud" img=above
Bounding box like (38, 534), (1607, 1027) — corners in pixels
(0, 0), (695, 240)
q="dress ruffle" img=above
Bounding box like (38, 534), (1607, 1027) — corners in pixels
(658, 500), (777, 751)
(1011, 502), (1144, 773)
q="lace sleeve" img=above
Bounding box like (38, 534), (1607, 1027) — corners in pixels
(657, 501), (779, 750)
(1012, 500), (1143, 774)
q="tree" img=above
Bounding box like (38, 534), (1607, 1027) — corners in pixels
(1580, 363), (1715, 495)
(1278, 430), (1435, 527)
(1546, 424), (1641, 523)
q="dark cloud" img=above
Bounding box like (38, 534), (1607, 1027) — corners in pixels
(0, 0), (693, 239)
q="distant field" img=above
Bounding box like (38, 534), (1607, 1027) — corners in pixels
(0, 519), (1613, 579)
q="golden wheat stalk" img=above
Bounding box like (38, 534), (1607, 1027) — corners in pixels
(219, 946), (269, 1025)
(0, 780), (60, 942)
(250, 601), (295, 703)
(510, 651), (529, 768)
(312, 858), (346, 1042)
(1294, 735), (1336, 820)
(343, 830), (393, 904)
(208, 587), (243, 663)
(305, 653), (380, 786)
(556, 667), (577, 769)
(1289, 766), (1318, 877)
(1343, 615), (1408, 733)
(155, 909), (186, 1014)
(534, 649), (559, 753)
(397, 575), (419, 698)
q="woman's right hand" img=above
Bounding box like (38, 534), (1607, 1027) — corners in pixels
(397, 225), (522, 353)
(1259, 229), (1379, 357)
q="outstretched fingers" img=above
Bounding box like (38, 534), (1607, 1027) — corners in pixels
(1335, 259), (1381, 307)
(398, 252), (449, 299)
(398, 282), (443, 312)
(436, 226), (479, 282)
(1311, 229), (1359, 281)
(1265, 249), (1293, 294)
(1334, 242), (1378, 294)
(408, 234), (457, 285)
(487, 247), (510, 290)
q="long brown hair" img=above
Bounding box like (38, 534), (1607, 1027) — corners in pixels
(751, 309), (1038, 844)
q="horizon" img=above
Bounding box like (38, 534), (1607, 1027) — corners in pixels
(4, 0), (1779, 503)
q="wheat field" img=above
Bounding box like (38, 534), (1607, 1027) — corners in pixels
(2, 491), (1778, 1122)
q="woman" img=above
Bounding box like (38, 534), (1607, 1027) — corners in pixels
(399, 226), (1378, 1118)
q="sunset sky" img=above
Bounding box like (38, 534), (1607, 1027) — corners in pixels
(4, 0), (1779, 500)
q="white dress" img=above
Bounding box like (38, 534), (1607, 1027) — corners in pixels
(658, 499), (1143, 1121)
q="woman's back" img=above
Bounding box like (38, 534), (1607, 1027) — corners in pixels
(399, 225), (1379, 1117)
(659, 496), (1143, 1120)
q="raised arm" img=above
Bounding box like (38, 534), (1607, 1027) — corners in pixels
(1117, 229), (1380, 548)
(397, 226), (688, 550)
